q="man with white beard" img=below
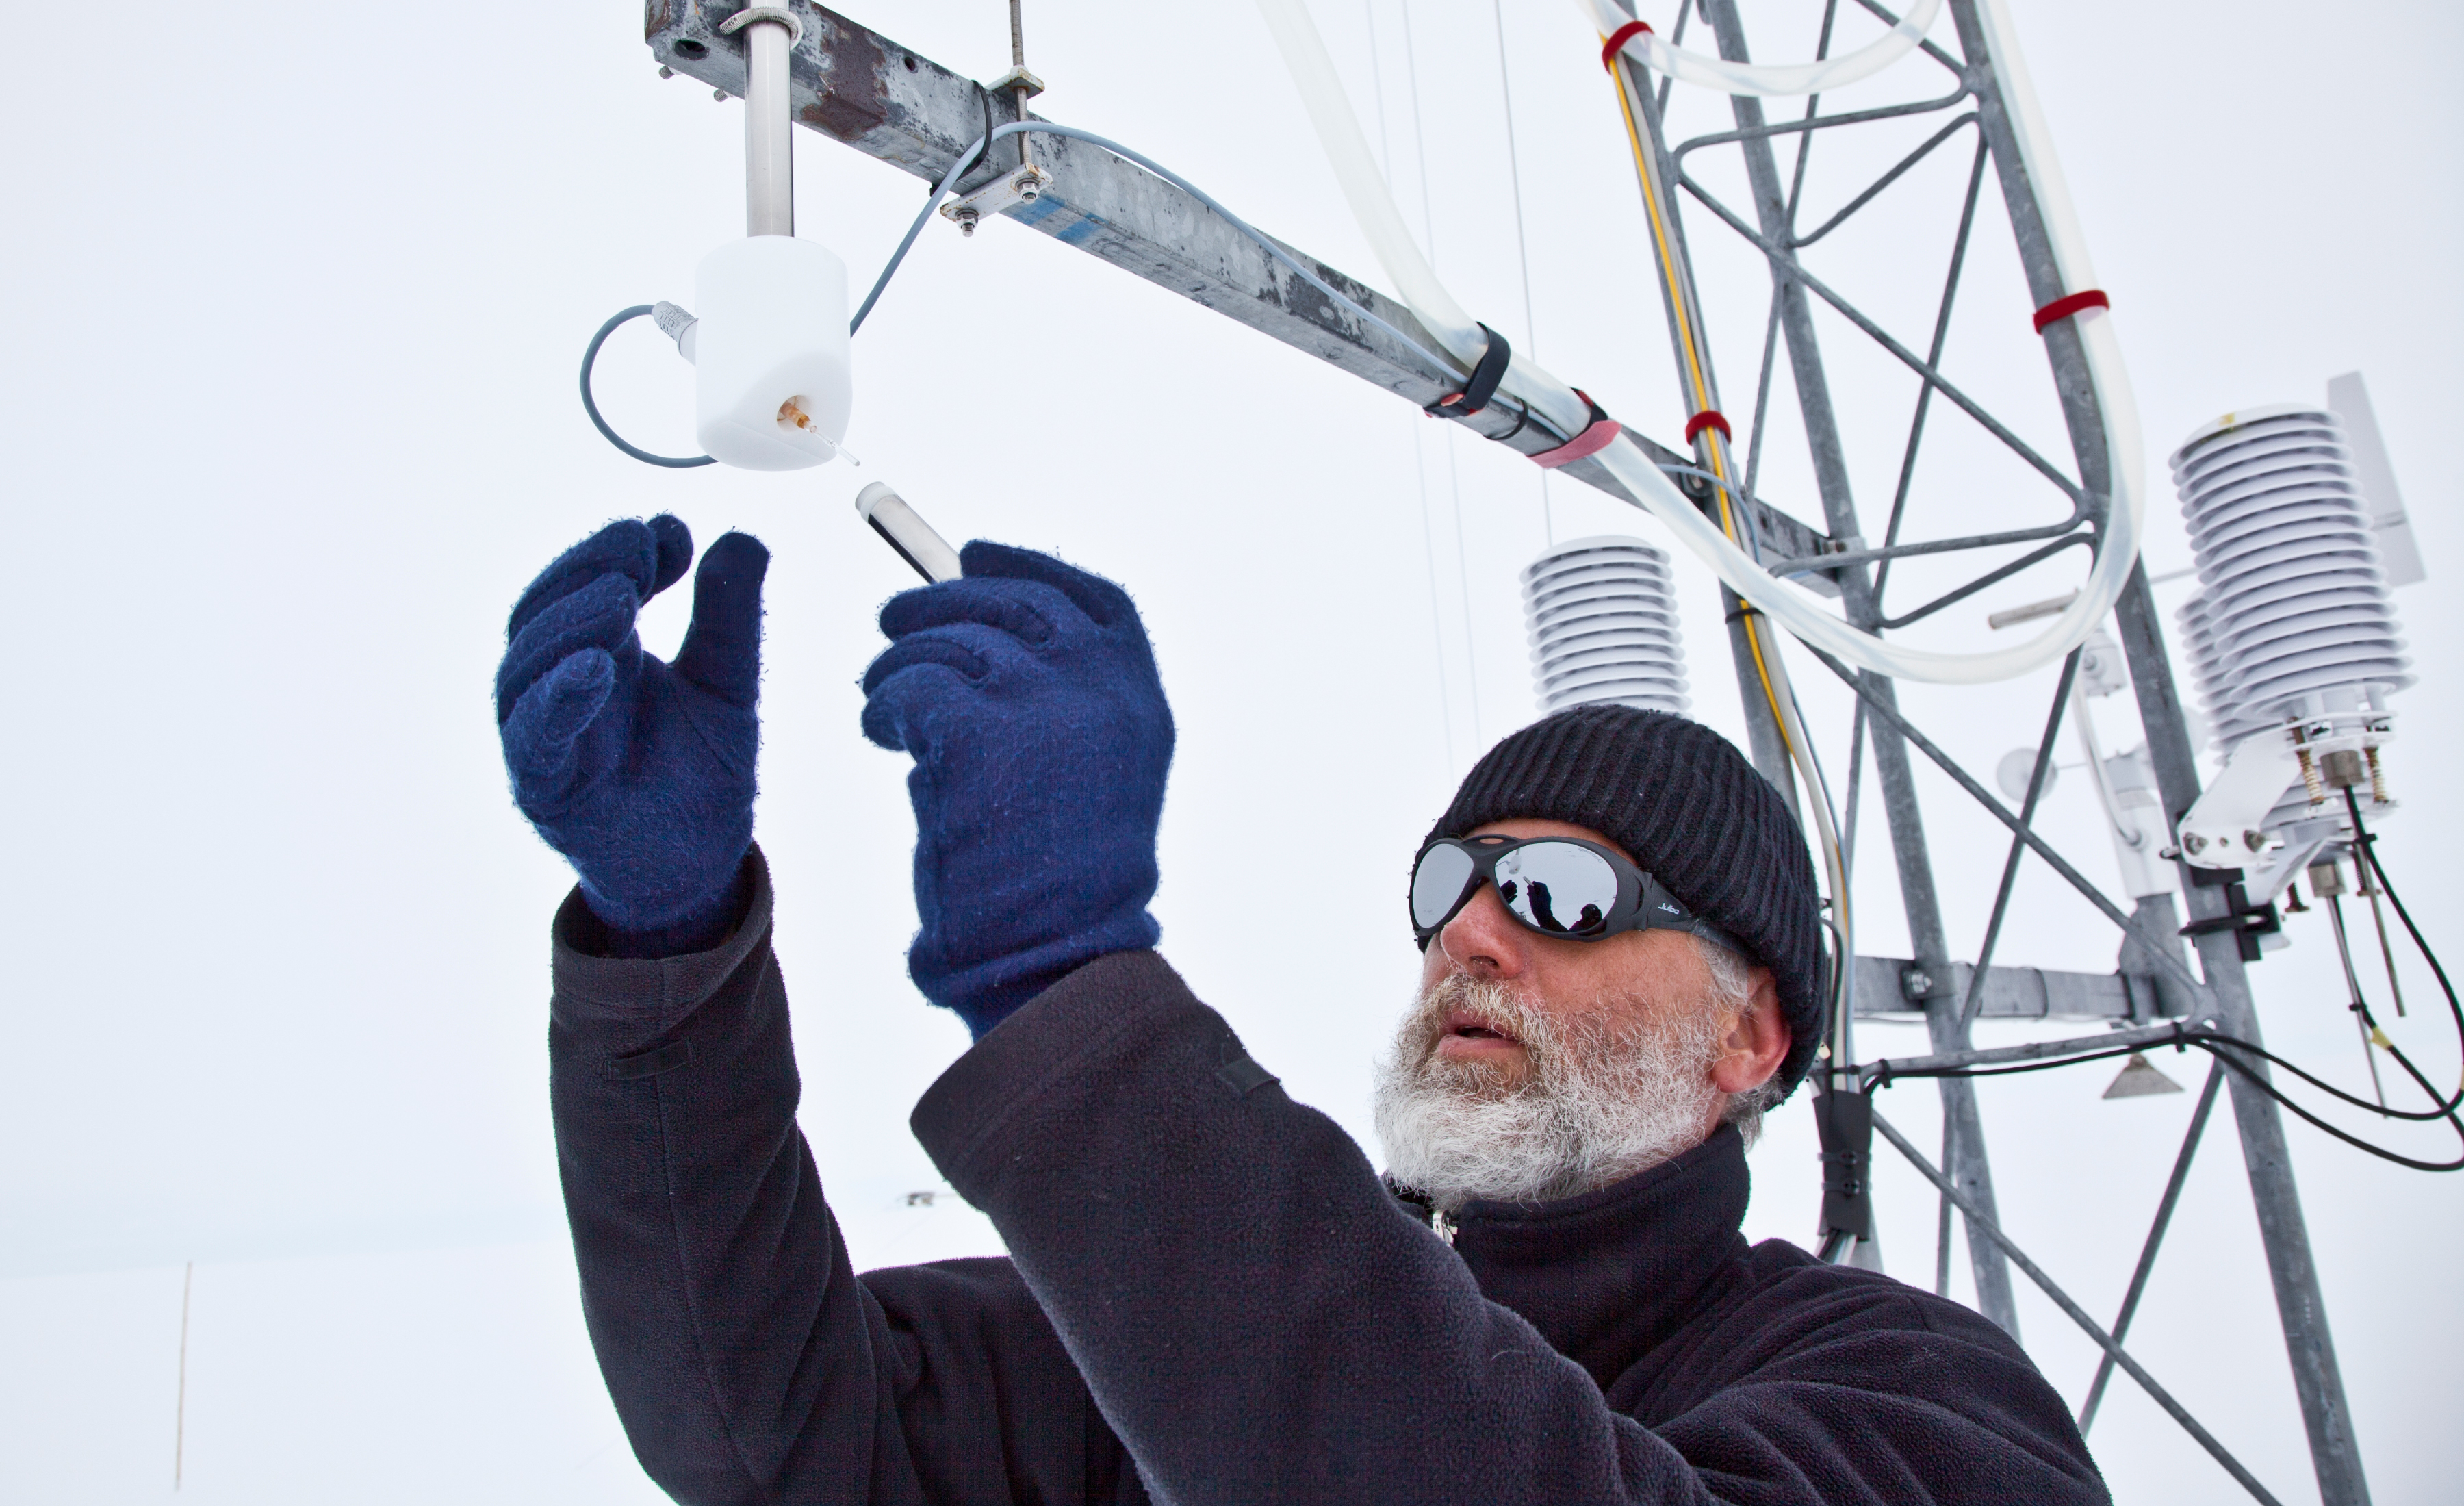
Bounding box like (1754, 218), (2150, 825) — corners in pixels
(509, 521), (2107, 1505)
(1375, 826), (1780, 1221)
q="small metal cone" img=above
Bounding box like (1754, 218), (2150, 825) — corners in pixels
(2103, 1052), (2186, 1099)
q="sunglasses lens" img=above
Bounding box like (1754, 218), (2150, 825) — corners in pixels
(1494, 842), (1619, 936)
(1410, 844), (1478, 930)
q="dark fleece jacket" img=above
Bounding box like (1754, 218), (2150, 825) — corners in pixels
(549, 848), (2107, 1505)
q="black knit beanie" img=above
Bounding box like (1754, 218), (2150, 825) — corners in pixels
(1423, 704), (1827, 1096)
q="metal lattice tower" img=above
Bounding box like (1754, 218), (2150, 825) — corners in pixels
(1607, 3), (2363, 1501)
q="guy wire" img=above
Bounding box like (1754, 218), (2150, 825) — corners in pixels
(1400, 1), (1485, 752)
(1489, 0), (1554, 546)
(1360, 0), (1459, 774)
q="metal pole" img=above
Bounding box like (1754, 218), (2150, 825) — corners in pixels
(740, 11), (795, 235)
(1945, 3), (2370, 1498)
(1696, 0), (2017, 1336)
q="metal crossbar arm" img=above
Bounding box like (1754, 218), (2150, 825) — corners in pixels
(1856, 1017), (2219, 1084)
(1851, 955), (2177, 1022)
(1870, 1110), (2287, 1506)
(643, 1), (1841, 575)
(2081, 1062), (2226, 1432)
(1806, 646), (2211, 1001)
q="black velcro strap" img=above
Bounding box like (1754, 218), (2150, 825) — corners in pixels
(1425, 323), (1511, 418)
(1215, 1055), (1281, 1097)
(611, 1041), (693, 1082)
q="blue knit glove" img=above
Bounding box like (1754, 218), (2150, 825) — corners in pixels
(496, 515), (770, 958)
(860, 542), (1175, 1038)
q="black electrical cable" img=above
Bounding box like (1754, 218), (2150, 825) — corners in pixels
(2199, 1034), (2464, 1173)
(1853, 783), (2464, 1171)
(580, 306), (715, 468)
(2346, 784), (2461, 1065)
(1869, 1026), (2464, 1173)
(2203, 1021), (2452, 1122)
(1817, 911), (1849, 1038)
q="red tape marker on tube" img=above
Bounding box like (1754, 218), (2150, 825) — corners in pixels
(2032, 290), (2109, 333)
(1602, 20), (1652, 71)
(1532, 390), (1623, 470)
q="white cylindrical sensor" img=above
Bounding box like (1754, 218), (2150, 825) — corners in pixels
(693, 235), (852, 471)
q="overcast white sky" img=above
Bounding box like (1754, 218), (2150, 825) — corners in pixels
(2, 1), (2457, 1502)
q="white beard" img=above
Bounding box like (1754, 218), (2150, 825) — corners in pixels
(1372, 971), (1725, 1212)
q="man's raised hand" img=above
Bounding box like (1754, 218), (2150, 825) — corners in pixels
(497, 514), (769, 956)
(862, 541), (1175, 1038)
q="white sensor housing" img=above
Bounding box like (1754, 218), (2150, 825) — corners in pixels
(1520, 536), (1690, 716)
(691, 236), (852, 471)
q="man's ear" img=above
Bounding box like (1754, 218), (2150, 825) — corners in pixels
(1710, 965), (1791, 1095)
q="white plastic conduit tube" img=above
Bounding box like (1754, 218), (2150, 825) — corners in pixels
(1580, 0), (1945, 99)
(1252, 0), (2146, 688)
(1250, 0), (1588, 437)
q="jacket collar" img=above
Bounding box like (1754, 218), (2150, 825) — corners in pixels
(1398, 1126), (1752, 1391)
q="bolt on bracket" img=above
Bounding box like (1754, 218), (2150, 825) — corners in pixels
(940, 164), (1053, 235)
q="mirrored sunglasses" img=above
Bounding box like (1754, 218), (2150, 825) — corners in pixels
(1409, 834), (1743, 956)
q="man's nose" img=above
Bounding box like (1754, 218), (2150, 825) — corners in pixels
(1438, 884), (1529, 981)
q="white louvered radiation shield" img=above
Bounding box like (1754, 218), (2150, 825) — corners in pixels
(1520, 537), (1689, 717)
(2170, 403), (2413, 823)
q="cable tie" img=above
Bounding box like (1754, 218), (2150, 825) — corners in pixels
(1530, 389), (1621, 470)
(1723, 602), (1763, 624)
(1424, 322), (1512, 419)
(1497, 398), (1532, 443)
(1684, 409), (1732, 444)
(2031, 289), (2110, 333)
(1601, 19), (1653, 71)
